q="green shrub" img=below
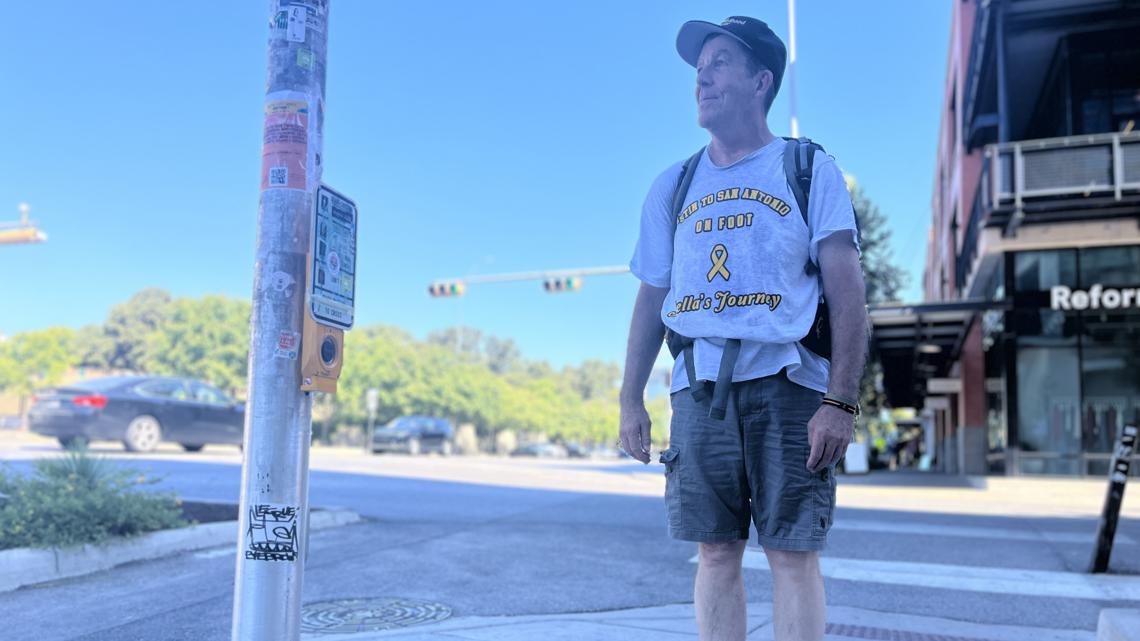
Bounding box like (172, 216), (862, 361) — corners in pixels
(0, 449), (187, 549)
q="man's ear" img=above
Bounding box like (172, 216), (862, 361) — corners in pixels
(756, 69), (772, 97)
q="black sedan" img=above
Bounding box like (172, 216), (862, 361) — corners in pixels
(370, 416), (455, 456)
(27, 376), (244, 452)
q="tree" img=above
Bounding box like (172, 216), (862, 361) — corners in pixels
(560, 359), (621, 401)
(145, 296), (250, 395)
(425, 327), (484, 362)
(850, 183), (909, 432)
(483, 336), (522, 375)
(851, 184), (905, 305)
(102, 288), (173, 372)
(73, 325), (111, 370)
(0, 328), (76, 398)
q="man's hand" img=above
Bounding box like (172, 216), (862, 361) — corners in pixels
(619, 400), (653, 464)
(806, 403), (854, 472)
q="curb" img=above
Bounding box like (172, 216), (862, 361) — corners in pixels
(0, 506), (362, 593)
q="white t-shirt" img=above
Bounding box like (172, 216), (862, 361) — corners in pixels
(629, 138), (860, 394)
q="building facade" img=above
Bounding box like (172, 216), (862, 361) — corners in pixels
(874, 0), (1140, 476)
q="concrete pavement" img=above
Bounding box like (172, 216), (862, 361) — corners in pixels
(2, 430), (1138, 641)
(312, 602), (1097, 641)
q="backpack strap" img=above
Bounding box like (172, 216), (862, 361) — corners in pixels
(671, 147), (706, 228)
(783, 137), (824, 275)
(667, 147), (709, 403)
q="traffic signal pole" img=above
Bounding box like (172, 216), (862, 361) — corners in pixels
(232, 2), (329, 640)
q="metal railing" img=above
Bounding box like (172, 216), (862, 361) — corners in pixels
(955, 157), (989, 292)
(988, 131), (1140, 212)
(955, 131), (1140, 294)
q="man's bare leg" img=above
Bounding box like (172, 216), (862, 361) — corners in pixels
(695, 540), (747, 641)
(765, 548), (825, 641)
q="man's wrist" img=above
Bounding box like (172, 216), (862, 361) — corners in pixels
(823, 391), (859, 408)
(821, 395), (859, 417)
(619, 389), (644, 406)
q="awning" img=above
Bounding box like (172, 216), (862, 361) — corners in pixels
(869, 299), (1005, 409)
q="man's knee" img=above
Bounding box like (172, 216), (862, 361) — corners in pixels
(764, 548), (820, 580)
(698, 541), (747, 572)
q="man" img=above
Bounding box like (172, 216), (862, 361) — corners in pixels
(619, 16), (867, 641)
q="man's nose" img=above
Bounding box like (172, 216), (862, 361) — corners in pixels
(696, 64), (713, 86)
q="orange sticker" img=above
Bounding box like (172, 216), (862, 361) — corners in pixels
(260, 98), (309, 191)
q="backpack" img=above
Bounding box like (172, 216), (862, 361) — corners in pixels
(665, 137), (838, 363)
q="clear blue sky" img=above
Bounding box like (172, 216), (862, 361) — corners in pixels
(1, 1), (949, 369)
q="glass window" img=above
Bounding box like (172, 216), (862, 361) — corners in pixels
(1019, 456), (1081, 476)
(192, 383), (230, 406)
(136, 380), (186, 399)
(1080, 246), (1140, 288)
(1080, 309), (1140, 456)
(1015, 250), (1077, 292)
(1016, 346), (1081, 460)
(1010, 309), (1078, 346)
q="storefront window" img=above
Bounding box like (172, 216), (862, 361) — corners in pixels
(1015, 249), (1077, 293)
(996, 248), (1140, 475)
(1080, 246), (1140, 287)
(1080, 308), (1140, 475)
(1017, 346), (1081, 475)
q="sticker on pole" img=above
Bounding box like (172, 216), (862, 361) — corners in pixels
(310, 184), (357, 330)
(245, 504), (300, 562)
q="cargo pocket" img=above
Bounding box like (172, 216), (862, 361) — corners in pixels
(660, 446), (682, 529)
(811, 466), (837, 536)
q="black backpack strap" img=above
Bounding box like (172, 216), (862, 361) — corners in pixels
(682, 343), (708, 403)
(667, 147), (708, 403)
(671, 147), (706, 229)
(708, 338), (741, 420)
(783, 137), (824, 275)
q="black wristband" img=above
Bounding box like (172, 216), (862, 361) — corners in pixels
(821, 397), (858, 416)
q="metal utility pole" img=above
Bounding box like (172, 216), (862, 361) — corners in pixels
(787, 0), (799, 139)
(232, 2), (329, 640)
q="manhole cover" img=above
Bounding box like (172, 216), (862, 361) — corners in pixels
(301, 597), (452, 634)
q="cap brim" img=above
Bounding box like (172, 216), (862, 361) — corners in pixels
(676, 20), (751, 67)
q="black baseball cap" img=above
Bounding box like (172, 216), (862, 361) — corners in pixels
(676, 16), (787, 94)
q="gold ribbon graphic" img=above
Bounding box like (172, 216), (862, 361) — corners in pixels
(707, 244), (731, 282)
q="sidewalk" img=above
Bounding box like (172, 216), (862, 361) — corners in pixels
(310, 602), (1097, 641)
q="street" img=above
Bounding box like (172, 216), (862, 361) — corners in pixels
(1, 432), (1138, 640)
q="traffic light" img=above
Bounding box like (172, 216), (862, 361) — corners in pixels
(542, 276), (582, 293)
(428, 281), (466, 297)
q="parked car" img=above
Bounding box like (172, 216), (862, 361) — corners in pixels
(370, 416), (455, 456)
(27, 376), (244, 453)
(509, 442), (569, 459)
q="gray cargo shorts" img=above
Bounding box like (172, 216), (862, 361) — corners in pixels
(659, 370), (837, 551)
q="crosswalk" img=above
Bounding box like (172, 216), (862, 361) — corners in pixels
(831, 517), (1136, 546)
(695, 550), (1140, 600)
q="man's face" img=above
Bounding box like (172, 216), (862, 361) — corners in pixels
(694, 35), (764, 130)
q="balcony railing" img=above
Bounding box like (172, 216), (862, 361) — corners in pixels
(988, 131), (1140, 229)
(955, 131), (1140, 295)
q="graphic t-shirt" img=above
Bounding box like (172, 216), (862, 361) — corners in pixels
(629, 138), (859, 394)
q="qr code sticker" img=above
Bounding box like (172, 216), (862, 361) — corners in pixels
(269, 167), (288, 186)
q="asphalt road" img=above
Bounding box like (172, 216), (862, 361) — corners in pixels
(1, 436), (1138, 641)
